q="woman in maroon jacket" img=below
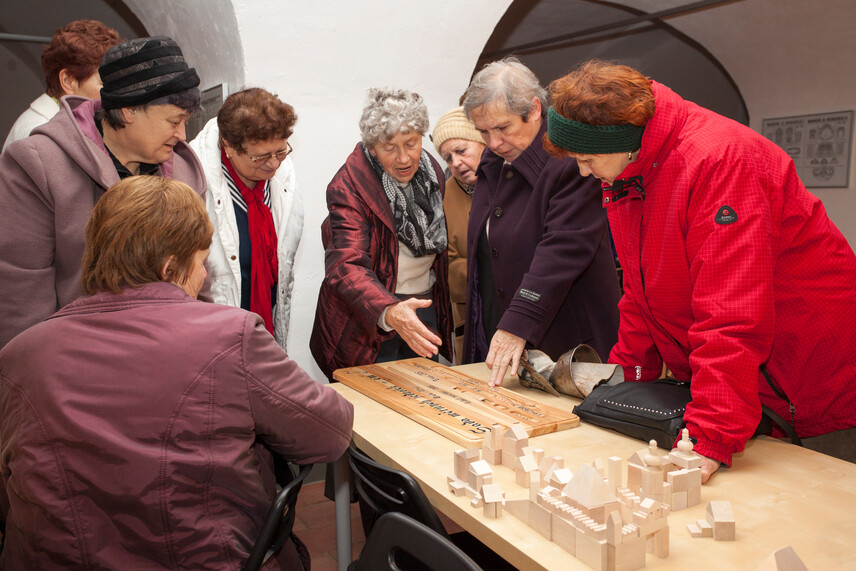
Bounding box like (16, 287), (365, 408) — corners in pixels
(310, 88), (452, 380)
(0, 176), (353, 569)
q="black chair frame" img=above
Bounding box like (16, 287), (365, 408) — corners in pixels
(242, 462), (313, 571)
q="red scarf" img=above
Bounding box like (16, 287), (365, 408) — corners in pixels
(222, 149), (278, 335)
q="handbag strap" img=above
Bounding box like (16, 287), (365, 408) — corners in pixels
(760, 365), (802, 446)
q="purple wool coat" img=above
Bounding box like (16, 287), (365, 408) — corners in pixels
(0, 97), (207, 348)
(310, 143), (453, 380)
(0, 282), (353, 569)
(463, 121), (621, 363)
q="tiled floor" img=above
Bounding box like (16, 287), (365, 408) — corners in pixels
(293, 478), (466, 570)
(293, 480), (364, 571)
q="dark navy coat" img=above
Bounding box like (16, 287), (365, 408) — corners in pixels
(463, 121), (620, 363)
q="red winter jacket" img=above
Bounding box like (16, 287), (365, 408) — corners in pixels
(310, 143), (452, 380)
(607, 82), (856, 466)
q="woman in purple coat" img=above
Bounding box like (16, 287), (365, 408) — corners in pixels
(462, 58), (621, 386)
(0, 176), (353, 569)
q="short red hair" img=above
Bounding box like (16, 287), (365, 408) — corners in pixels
(544, 60), (655, 158)
(42, 19), (120, 98)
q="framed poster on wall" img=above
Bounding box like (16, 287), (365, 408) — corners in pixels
(186, 83), (228, 142)
(761, 110), (852, 188)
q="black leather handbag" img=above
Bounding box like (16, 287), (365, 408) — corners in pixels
(573, 368), (801, 449)
(573, 378), (691, 449)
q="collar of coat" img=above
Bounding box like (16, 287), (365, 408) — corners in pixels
(477, 118), (550, 189)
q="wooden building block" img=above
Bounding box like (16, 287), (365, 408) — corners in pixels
(468, 459), (493, 491)
(552, 512), (577, 556)
(485, 423), (504, 449)
(502, 422), (529, 468)
(549, 467), (573, 488)
(640, 466), (664, 499)
(592, 457), (605, 476)
(529, 447), (545, 465)
(755, 545), (809, 571)
(671, 490), (688, 511)
(530, 501), (553, 539)
(626, 463), (642, 494)
(505, 498), (530, 525)
(482, 446), (502, 466)
(576, 528), (608, 571)
(608, 536), (646, 571)
(540, 455), (564, 477)
(687, 485), (701, 507)
(483, 501), (499, 518)
(687, 522), (702, 537)
(448, 479), (467, 496)
(697, 518), (712, 537)
(608, 456), (623, 492)
(481, 483), (504, 503)
(706, 500), (735, 541)
(668, 450), (703, 470)
(650, 526), (669, 558)
(515, 455), (539, 487)
(529, 472), (542, 502)
(667, 468), (690, 492)
(454, 448), (480, 481)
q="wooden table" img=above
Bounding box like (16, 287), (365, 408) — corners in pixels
(331, 363), (856, 570)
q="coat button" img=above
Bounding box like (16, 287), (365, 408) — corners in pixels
(496, 288), (505, 298)
(491, 248), (498, 258)
(231, 255), (237, 260)
(494, 207), (503, 217)
(505, 170), (514, 179)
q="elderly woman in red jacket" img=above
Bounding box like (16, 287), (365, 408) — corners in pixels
(545, 59), (856, 481)
(0, 176), (353, 569)
(310, 88), (452, 380)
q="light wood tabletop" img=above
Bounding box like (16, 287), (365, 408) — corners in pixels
(332, 362), (856, 570)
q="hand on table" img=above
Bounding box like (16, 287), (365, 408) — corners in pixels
(385, 299), (441, 358)
(485, 329), (526, 387)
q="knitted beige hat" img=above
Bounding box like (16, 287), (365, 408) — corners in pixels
(432, 106), (484, 154)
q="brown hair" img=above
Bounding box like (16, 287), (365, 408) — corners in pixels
(82, 176), (212, 294)
(217, 88), (297, 152)
(42, 19), (120, 99)
(544, 60), (655, 157)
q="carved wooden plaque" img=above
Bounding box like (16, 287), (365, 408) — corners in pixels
(334, 358), (579, 446)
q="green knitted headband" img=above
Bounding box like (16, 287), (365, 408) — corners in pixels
(547, 106), (644, 154)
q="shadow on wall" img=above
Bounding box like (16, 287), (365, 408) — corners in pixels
(477, 0), (748, 124)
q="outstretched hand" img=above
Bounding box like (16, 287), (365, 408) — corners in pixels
(699, 456), (722, 484)
(385, 298), (442, 358)
(485, 329), (526, 387)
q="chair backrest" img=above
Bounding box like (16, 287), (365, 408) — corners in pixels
(243, 463), (313, 571)
(352, 512), (483, 571)
(346, 445), (447, 537)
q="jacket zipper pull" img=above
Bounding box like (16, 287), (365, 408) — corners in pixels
(635, 366), (642, 381)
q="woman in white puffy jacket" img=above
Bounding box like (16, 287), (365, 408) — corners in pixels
(189, 88), (303, 349)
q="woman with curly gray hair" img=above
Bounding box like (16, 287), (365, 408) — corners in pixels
(310, 88), (452, 379)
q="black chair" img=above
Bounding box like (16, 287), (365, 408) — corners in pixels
(346, 445), (516, 570)
(351, 512), (482, 571)
(243, 462), (313, 571)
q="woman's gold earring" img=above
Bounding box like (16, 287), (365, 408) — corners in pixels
(628, 152), (633, 161)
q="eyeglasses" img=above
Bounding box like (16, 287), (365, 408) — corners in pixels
(246, 142), (293, 164)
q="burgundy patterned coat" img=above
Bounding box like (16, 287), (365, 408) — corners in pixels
(310, 143), (453, 380)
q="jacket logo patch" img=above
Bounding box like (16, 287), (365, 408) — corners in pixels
(518, 288), (541, 303)
(715, 205), (738, 225)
